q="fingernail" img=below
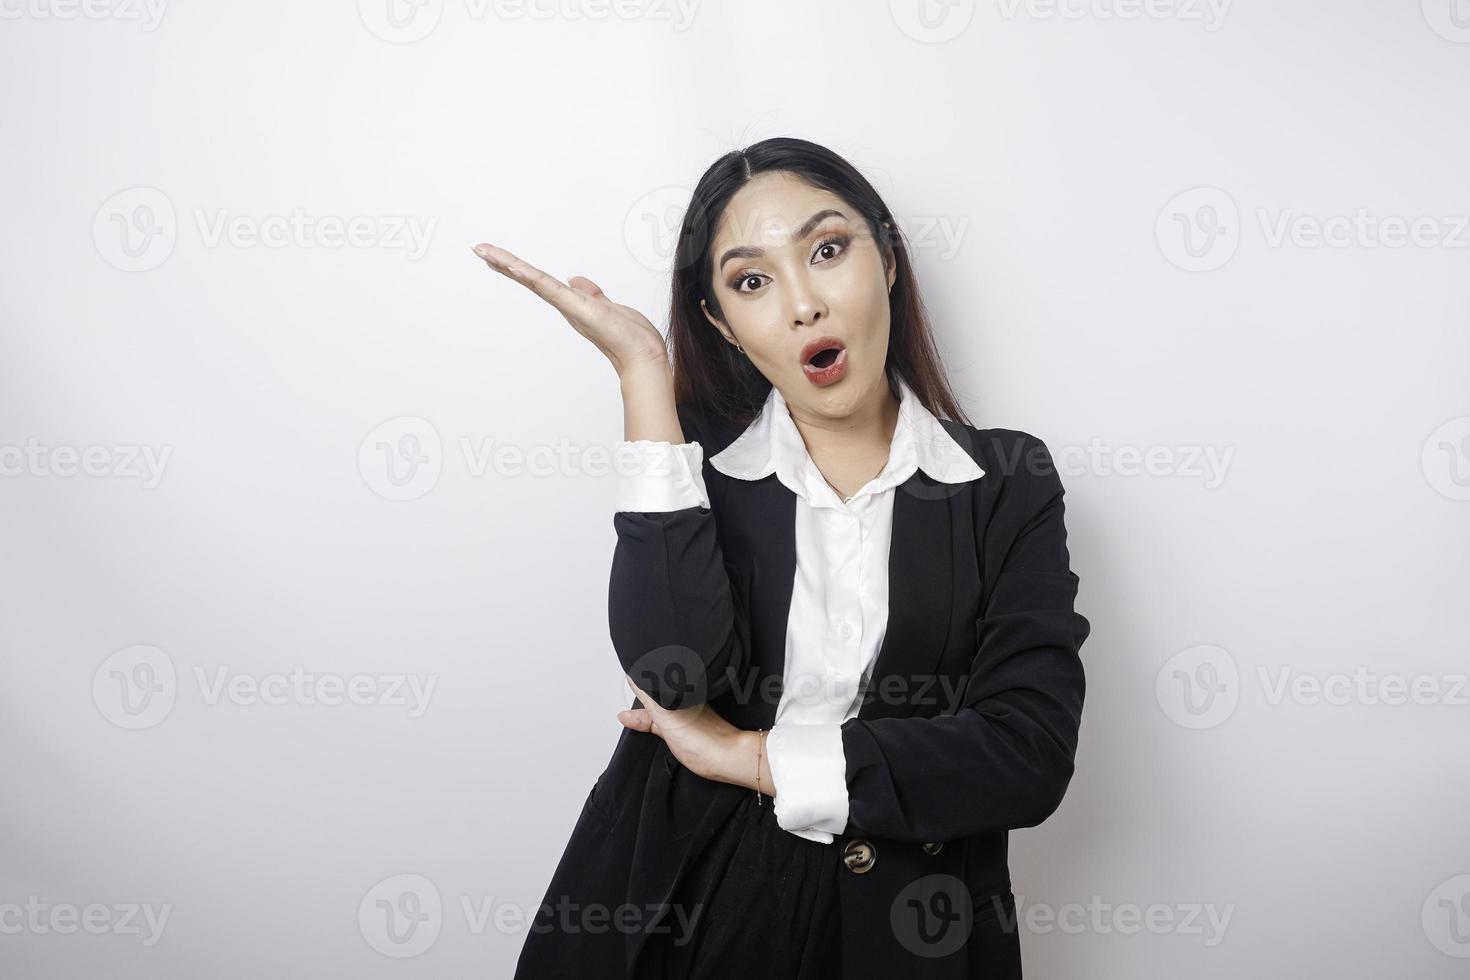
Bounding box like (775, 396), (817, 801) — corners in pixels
(472, 243), (494, 260)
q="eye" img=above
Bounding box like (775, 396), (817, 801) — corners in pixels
(730, 272), (768, 294)
(813, 233), (851, 263)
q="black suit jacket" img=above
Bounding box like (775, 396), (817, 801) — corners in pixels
(514, 403), (1091, 979)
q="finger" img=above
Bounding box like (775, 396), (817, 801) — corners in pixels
(568, 275), (606, 299)
(617, 708), (654, 732)
(472, 243), (595, 319)
(626, 675), (654, 707)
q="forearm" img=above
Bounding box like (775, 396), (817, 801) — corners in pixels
(707, 729), (776, 799)
(619, 361), (683, 443)
(607, 379), (751, 709)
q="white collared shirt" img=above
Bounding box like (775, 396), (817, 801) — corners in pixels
(614, 376), (985, 843)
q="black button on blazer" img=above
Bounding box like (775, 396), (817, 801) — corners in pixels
(514, 400), (1091, 979)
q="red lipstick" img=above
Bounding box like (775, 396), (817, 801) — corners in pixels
(799, 335), (848, 387)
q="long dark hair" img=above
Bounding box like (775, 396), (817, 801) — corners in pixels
(668, 136), (973, 433)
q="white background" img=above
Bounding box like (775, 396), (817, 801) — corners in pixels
(2, 1), (1468, 977)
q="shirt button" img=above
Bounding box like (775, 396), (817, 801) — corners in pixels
(838, 621), (853, 639)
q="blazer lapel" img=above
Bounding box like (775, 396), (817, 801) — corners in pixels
(731, 468), (959, 725)
(857, 471), (957, 722)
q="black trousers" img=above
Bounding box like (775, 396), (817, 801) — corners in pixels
(633, 789), (843, 979)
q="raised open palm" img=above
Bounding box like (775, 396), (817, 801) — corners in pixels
(472, 242), (670, 375)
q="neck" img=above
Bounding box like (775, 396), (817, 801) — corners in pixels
(784, 375), (901, 481)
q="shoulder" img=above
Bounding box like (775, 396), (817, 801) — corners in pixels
(939, 421), (1062, 486)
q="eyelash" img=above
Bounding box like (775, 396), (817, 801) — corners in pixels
(728, 234), (852, 294)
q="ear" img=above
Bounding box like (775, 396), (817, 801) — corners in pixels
(881, 225), (897, 292)
(700, 298), (736, 344)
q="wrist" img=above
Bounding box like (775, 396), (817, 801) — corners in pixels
(616, 355), (673, 389)
(718, 729), (761, 791)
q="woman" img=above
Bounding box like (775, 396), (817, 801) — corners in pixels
(475, 137), (1091, 979)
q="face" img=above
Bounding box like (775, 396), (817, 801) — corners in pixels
(701, 172), (897, 421)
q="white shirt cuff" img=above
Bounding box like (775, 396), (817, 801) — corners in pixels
(613, 440), (710, 512)
(765, 723), (849, 844)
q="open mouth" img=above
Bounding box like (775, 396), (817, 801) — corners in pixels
(800, 336), (847, 368)
(799, 336), (849, 386)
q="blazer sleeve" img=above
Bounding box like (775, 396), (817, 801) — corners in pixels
(608, 406), (753, 710)
(839, 433), (1090, 842)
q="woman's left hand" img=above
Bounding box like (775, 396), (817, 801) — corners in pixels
(619, 676), (745, 782)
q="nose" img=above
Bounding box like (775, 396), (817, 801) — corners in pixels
(784, 269), (827, 328)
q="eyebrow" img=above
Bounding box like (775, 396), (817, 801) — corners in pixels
(716, 208), (849, 272)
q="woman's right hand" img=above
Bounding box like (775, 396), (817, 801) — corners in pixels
(472, 242), (670, 377)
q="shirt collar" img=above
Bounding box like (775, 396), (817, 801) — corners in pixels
(708, 375), (985, 506)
